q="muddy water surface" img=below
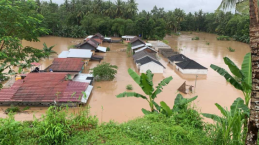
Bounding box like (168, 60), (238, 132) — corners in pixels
(0, 32), (250, 123)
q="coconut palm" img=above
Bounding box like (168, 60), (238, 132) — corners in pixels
(218, 0), (259, 144)
(43, 42), (57, 58)
(115, 0), (124, 18)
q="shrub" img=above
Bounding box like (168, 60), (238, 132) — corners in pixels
(227, 47), (235, 52)
(162, 39), (169, 44)
(91, 62), (118, 81)
(68, 45), (75, 50)
(192, 37), (199, 40)
(206, 42), (210, 45)
(126, 84), (133, 90)
(5, 105), (20, 114)
(126, 43), (132, 57)
(107, 47), (111, 51)
(217, 35), (230, 41)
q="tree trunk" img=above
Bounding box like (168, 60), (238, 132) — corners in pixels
(246, 0), (259, 144)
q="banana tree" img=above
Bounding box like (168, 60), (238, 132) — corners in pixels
(210, 53), (251, 106)
(116, 68), (173, 113)
(202, 97), (249, 144)
(158, 94), (198, 117)
(43, 42), (57, 58)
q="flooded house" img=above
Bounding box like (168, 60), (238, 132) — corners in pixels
(122, 35), (136, 41)
(168, 54), (189, 65)
(130, 37), (146, 47)
(76, 39), (107, 53)
(44, 58), (85, 73)
(58, 49), (93, 59)
(159, 48), (179, 58)
(84, 33), (105, 45)
(136, 56), (165, 73)
(149, 41), (171, 51)
(133, 50), (157, 62)
(0, 73), (93, 106)
(134, 46), (157, 53)
(175, 59), (208, 75)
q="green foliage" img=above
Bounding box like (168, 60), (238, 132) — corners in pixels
(206, 42), (210, 45)
(126, 84), (133, 90)
(210, 53), (251, 105)
(192, 37), (199, 40)
(68, 45), (75, 50)
(217, 35), (230, 41)
(5, 106), (20, 114)
(117, 69), (173, 113)
(202, 97), (249, 144)
(91, 62), (118, 81)
(22, 106), (30, 111)
(126, 43), (132, 57)
(43, 42), (57, 57)
(107, 47), (111, 51)
(162, 39), (169, 44)
(227, 47), (235, 52)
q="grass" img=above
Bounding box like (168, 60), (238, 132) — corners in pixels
(126, 84), (133, 90)
(227, 47), (235, 52)
(192, 37), (199, 40)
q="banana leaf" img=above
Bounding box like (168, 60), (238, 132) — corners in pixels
(202, 113), (222, 122)
(223, 57), (244, 79)
(140, 73), (154, 95)
(142, 108), (152, 115)
(128, 68), (140, 85)
(116, 92), (148, 100)
(151, 76), (173, 99)
(152, 100), (161, 111)
(241, 53), (252, 90)
(146, 70), (154, 86)
(230, 97), (250, 116)
(215, 103), (228, 117)
(210, 64), (243, 91)
(160, 101), (173, 117)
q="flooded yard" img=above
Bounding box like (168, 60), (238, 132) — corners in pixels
(0, 32), (250, 123)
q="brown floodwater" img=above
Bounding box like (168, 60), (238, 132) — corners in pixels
(0, 32), (250, 123)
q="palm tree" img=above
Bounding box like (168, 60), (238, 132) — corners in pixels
(115, 0), (124, 18)
(126, 0), (138, 19)
(43, 42), (57, 58)
(218, 0), (259, 144)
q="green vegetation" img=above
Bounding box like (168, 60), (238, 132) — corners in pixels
(206, 42), (210, 45)
(5, 106), (20, 114)
(202, 97), (249, 144)
(22, 106), (30, 111)
(43, 43), (57, 58)
(210, 53), (251, 106)
(0, 0), (51, 88)
(117, 69), (173, 113)
(162, 39), (169, 44)
(126, 84), (133, 90)
(107, 47), (111, 51)
(91, 62), (118, 81)
(192, 37), (200, 40)
(217, 35), (230, 41)
(227, 47), (235, 52)
(68, 45), (75, 50)
(126, 43), (132, 57)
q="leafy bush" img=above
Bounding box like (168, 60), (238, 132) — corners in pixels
(192, 37), (199, 40)
(91, 62), (118, 81)
(227, 47), (235, 52)
(126, 43), (132, 57)
(107, 47), (111, 51)
(5, 105), (20, 114)
(217, 35), (230, 41)
(162, 39), (169, 44)
(206, 42), (210, 45)
(126, 84), (133, 90)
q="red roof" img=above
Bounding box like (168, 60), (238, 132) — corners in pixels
(0, 73), (89, 103)
(46, 58), (84, 72)
(92, 38), (102, 44)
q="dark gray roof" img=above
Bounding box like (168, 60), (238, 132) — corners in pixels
(168, 54), (189, 62)
(75, 40), (98, 49)
(130, 37), (145, 44)
(133, 51), (157, 61)
(136, 56), (165, 68)
(176, 59), (207, 69)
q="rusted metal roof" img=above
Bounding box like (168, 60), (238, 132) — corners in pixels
(0, 73), (89, 103)
(45, 58), (84, 72)
(94, 33), (104, 40)
(75, 39), (98, 49)
(130, 37), (145, 44)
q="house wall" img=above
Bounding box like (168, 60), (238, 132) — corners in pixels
(169, 61), (181, 65)
(80, 43), (96, 51)
(175, 66), (208, 74)
(139, 62), (164, 73)
(132, 40), (145, 47)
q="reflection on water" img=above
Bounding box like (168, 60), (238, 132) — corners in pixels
(0, 32), (251, 123)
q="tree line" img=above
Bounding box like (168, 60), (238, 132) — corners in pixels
(36, 0), (249, 43)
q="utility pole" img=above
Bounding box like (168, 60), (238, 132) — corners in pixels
(194, 75), (198, 93)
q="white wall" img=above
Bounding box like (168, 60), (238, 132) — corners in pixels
(175, 66), (208, 74)
(139, 62), (164, 73)
(169, 61), (181, 65)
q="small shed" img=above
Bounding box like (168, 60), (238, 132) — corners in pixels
(168, 54), (189, 65)
(175, 59), (208, 75)
(122, 35), (136, 41)
(45, 58), (85, 73)
(130, 37), (146, 47)
(58, 49), (93, 59)
(150, 41), (171, 51)
(136, 56), (165, 73)
(133, 50), (157, 62)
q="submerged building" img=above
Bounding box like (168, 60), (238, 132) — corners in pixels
(175, 59), (208, 75)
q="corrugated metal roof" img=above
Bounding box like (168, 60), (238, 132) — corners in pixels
(136, 56), (165, 68)
(5, 73), (89, 103)
(135, 47), (157, 53)
(176, 59), (207, 70)
(0, 80), (23, 101)
(133, 51), (157, 61)
(97, 46), (107, 52)
(67, 49), (92, 59)
(58, 51), (69, 58)
(130, 37), (145, 44)
(45, 58), (84, 72)
(132, 44), (145, 50)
